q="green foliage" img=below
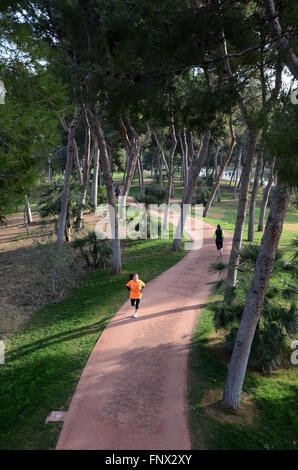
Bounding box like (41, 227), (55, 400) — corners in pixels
(209, 244), (298, 374)
(266, 102), (298, 188)
(135, 185), (166, 207)
(192, 177), (212, 207)
(96, 185), (108, 205)
(72, 231), (112, 268)
(37, 175), (91, 232)
(0, 55), (66, 222)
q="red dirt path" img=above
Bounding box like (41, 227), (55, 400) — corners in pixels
(56, 205), (232, 450)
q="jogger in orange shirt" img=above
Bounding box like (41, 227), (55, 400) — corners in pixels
(126, 273), (145, 318)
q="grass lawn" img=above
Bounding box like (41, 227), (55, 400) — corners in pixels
(0, 230), (185, 450)
(188, 303), (298, 450)
(169, 182), (298, 253)
(187, 183), (298, 450)
(137, 180), (297, 449)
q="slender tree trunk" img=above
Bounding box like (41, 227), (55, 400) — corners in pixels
(203, 117), (236, 217)
(158, 152), (163, 188)
(258, 157), (276, 231)
(248, 150), (263, 241)
(75, 105), (91, 230)
(122, 153), (128, 184)
(183, 129), (189, 187)
(154, 131), (168, 187)
(138, 154), (145, 198)
(164, 116), (177, 229)
(25, 195), (32, 224)
(229, 162), (236, 186)
(90, 142), (99, 211)
(172, 129), (211, 251)
(61, 118), (83, 184)
(263, 0), (298, 80)
(57, 107), (80, 247)
(92, 111), (121, 275)
(260, 159), (265, 187)
(221, 181), (291, 409)
(224, 124), (259, 297)
(119, 117), (150, 216)
(233, 147), (242, 199)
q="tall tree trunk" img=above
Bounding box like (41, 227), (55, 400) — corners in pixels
(119, 116), (150, 216)
(158, 152), (163, 188)
(61, 117), (83, 184)
(233, 147), (242, 199)
(57, 107), (80, 247)
(248, 150), (263, 241)
(164, 115), (177, 229)
(154, 131), (168, 188)
(138, 154), (145, 198)
(75, 105), (92, 230)
(229, 161), (237, 186)
(263, 0), (298, 80)
(122, 153), (128, 184)
(221, 181), (291, 409)
(92, 110), (121, 275)
(203, 117), (236, 217)
(258, 157), (276, 232)
(90, 142), (99, 212)
(224, 124), (259, 298)
(25, 195), (32, 224)
(260, 159), (265, 187)
(172, 129), (211, 252)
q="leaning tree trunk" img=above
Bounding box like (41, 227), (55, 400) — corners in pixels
(258, 157), (276, 232)
(172, 129), (211, 252)
(25, 195), (32, 224)
(57, 107), (80, 247)
(247, 150), (263, 241)
(90, 142), (99, 211)
(233, 147), (242, 199)
(92, 111), (122, 275)
(75, 105), (91, 230)
(203, 117), (236, 218)
(138, 154), (145, 198)
(164, 116), (177, 229)
(221, 180), (291, 409)
(119, 117), (150, 217)
(224, 124), (259, 298)
(263, 0), (298, 80)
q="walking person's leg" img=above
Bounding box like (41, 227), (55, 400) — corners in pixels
(132, 299), (140, 318)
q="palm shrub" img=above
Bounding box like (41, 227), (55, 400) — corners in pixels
(72, 231), (112, 268)
(135, 185), (166, 207)
(209, 244), (298, 374)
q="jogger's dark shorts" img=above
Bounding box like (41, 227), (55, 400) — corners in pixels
(131, 299), (140, 309)
(216, 240), (223, 250)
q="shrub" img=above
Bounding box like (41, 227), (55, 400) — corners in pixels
(73, 231), (112, 268)
(209, 244), (298, 374)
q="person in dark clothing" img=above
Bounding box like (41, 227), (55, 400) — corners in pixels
(115, 185), (120, 200)
(213, 224), (224, 258)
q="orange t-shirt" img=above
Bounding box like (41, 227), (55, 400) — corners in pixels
(126, 279), (145, 299)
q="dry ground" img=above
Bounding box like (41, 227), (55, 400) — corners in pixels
(0, 211), (100, 339)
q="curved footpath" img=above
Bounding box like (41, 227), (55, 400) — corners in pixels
(56, 204), (232, 450)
